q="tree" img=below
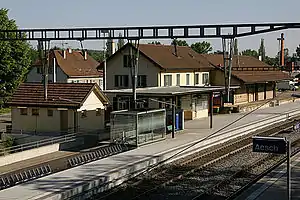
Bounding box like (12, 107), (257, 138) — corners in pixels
(258, 38), (266, 61)
(117, 33), (125, 50)
(171, 39), (188, 46)
(0, 9), (32, 107)
(190, 41), (213, 54)
(296, 44), (300, 59)
(148, 41), (161, 45)
(241, 49), (258, 58)
(88, 50), (105, 62)
(233, 39), (238, 56)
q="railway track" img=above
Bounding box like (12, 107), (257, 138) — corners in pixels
(93, 117), (300, 200)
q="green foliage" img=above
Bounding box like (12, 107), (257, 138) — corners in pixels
(2, 135), (15, 149)
(148, 41), (161, 45)
(296, 45), (300, 59)
(258, 38), (266, 61)
(191, 41), (213, 54)
(241, 49), (258, 58)
(265, 56), (278, 67)
(233, 39), (238, 56)
(87, 50), (105, 62)
(0, 8), (32, 107)
(171, 39), (189, 46)
(0, 107), (10, 114)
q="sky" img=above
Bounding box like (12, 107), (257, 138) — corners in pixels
(1, 0), (300, 56)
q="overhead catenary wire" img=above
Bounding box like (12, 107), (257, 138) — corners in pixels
(96, 91), (291, 200)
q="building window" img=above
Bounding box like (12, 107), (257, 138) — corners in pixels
(137, 75), (147, 88)
(37, 66), (42, 74)
(114, 75), (129, 87)
(81, 110), (87, 118)
(20, 108), (27, 115)
(202, 73), (209, 85)
(176, 74), (180, 86)
(96, 108), (102, 116)
(195, 74), (199, 85)
(32, 108), (39, 116)
(186, 74), (190, 85)
(164, 75), (172, 86)
(47, 109), (53, 117)
(123, 55), (132, 68)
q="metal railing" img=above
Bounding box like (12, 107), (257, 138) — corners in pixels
(0, 133), (77, 156)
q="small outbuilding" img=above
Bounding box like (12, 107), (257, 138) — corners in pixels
(7, 83), (109, 135)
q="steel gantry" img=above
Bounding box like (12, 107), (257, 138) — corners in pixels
(1, 22), (300, 106)
(0, 22), (300, 40)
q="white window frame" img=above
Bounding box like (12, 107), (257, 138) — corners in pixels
(164, 75), (172, 86)
(176, 74), (180, 86)
(202, 73), (209, 85)
(186, 74), (190, 85)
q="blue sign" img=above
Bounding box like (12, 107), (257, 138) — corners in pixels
(253, 136), (287, 154)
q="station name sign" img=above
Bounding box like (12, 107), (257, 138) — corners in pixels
(253, 136), (287, 154)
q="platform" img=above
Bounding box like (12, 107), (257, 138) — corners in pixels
(1, 102), (300, 200)
(235, 152), (300, 200)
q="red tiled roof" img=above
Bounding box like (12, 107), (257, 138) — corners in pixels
(204, 54), (291, 83)
(53, 50), (101, 77)
(138, 44), (213, 70)
(33, 49), (102, 77)
(98, 43), (213, 71)
(7, 83), (108, 108)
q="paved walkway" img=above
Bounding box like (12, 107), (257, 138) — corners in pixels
(235, 151), (300, 200)
(1, 102), (300, 200)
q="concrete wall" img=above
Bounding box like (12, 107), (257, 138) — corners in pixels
(77, 90), (106, 130)
(0, 143), (59, 167)
(11, 107), (61, 132)
(106, 46), (160, 89)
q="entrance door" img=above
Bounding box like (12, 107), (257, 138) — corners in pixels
(60, 110), (69, 132)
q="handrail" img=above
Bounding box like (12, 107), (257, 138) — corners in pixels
(0, 133), (77, 156)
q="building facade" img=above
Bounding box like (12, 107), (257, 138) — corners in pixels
(204, 54), (291, 105)
(100, 43), (215, 120)
(27, 49), (103, 89)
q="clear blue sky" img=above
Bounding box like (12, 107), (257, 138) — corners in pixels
(2, 0), (300, 56)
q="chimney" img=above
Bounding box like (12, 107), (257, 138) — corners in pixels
(106, 39), (116, 57)
(258, 55), (262, 61)
(84, 50), (88, 60)
(173, 40), (178, 57)
(277, 33), (285, 67)
(63, 50), (67, 59)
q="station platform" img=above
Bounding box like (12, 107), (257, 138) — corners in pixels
(235, 151), (300, 200)
(1, 102), (300, 200)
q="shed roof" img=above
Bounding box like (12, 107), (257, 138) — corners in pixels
(8, 83), (109, 108)
(104, 86), (239, 97)
(203, 54), (291, 83)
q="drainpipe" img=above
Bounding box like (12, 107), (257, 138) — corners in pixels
(53, 57), (56, 83)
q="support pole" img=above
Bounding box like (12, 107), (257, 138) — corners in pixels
(210, 92), (213, 129)
(172, 97), (176, 138)
(287, 139), (291, 200)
